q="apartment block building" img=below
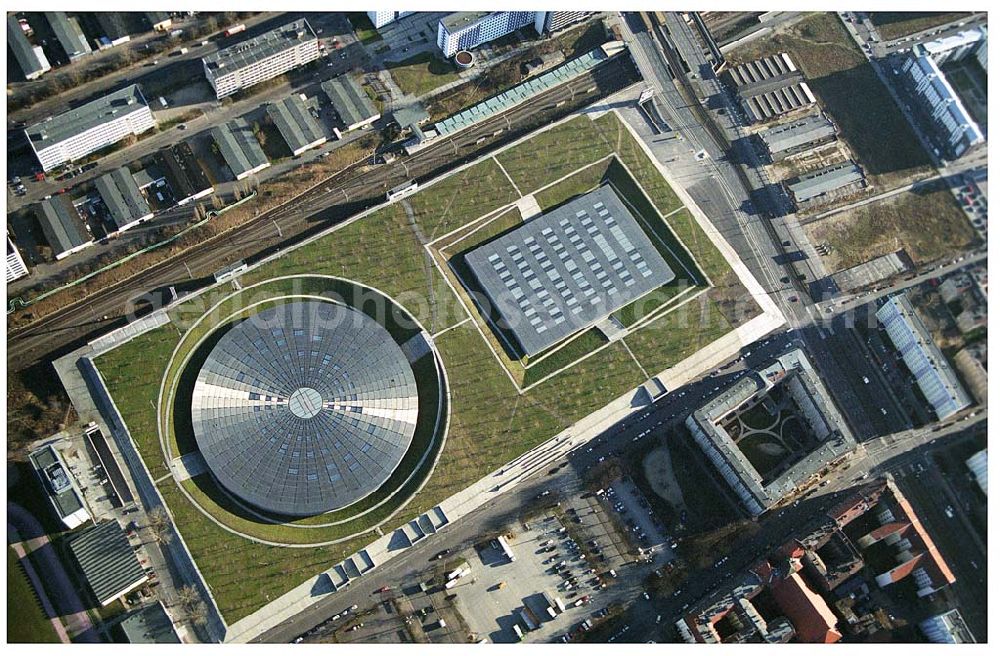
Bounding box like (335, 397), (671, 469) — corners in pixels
(25, 84), (155, 172)
(899, 53), (984, 159)
(202, 19), (320, 99)
(534, 11), (594, 34)
(6, 236), (29, 283)
(436, 11), (535, 57)
(366, 11), (415, 29)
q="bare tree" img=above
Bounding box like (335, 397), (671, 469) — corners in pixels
(147, 506), (174, 545)
(176, 585), (209, 626)
(187, 600), (209, 626)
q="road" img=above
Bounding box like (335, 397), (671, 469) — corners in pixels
(250, 464), (631, 643)
(8, 13), (359, 211)
(6, 54), (639, 374)
(854, 12), (988, 60)
(816, 248), (987, 316)
(607, 411), (988, 644)
(615, 13), (904, 441)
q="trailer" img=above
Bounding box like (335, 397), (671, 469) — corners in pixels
(497, 535), (516, 562)
(542, 591), (565, 613)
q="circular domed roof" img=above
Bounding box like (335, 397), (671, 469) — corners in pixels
(190, 300), (419, 516)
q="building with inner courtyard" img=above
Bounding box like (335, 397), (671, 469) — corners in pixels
(685, 348), (856, 516)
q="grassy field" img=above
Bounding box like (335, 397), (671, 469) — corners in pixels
(805, 185), (979, 271)
(405, 158), (521, 240)
(869, 12), (973, 41)
(7, 547), (60, 644)
(497, 118), (616, 193)
(346, 12), (381, 44)
(728, 12), (933, 190)
(94, 112), (757, 623)
(533, 158), (610, 212)
(554, 20), (610, 57)
(386, 52), (463, 98)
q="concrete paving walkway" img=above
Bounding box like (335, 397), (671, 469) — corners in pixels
(171, 452), (209, 482)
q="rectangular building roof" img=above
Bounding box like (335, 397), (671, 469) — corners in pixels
(94, 12), (132, 40)
(788, 160), (863, 203)
(435, 46), (608, 137)
(144, 12), (171, 28)
(908, 54), (984, 144)
(727, 53), (815, 122)
(211, 118), (270, 178)
(876, 295), (972, 419)
(322, 76), (379, 128)
(156, 143), (212, 202)
(687, 349), (855, 513)
(440, 12), (492, 34)
(7, 14), (48, 77)
(203, 18), (315, 75)
(727, 52), (799, 92)
(25, 85), (149, 149)
(119, 601), (180, 643)
(391, 102), (430, 128)
(45, 11), (92, 60)
(920, 609), (976, 644)
(38, 196), (92, 256)
(95, 167), (152, 231)
(68, 521), (147, 606)
(758, 114), (836, 156)
(464, 185), (675, 356)
(919, 27), (986, 58)
(266, 95), (326, 154)
(28, 445), (87, 522)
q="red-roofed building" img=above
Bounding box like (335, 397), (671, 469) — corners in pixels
(858, 522), (911, 546)
(770, 571), (843, 643)
(859, 482), (956, 597)
(676, 477), (958, 644)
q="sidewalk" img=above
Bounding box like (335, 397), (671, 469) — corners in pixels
(53, 333), (227, 644)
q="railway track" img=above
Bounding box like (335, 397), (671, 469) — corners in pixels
(7, 55), (639, 374)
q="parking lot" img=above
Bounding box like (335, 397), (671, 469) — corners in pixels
(452, 512), (625, 643)
(374, 12), (449, 59)
(598, 478), (676, 564)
